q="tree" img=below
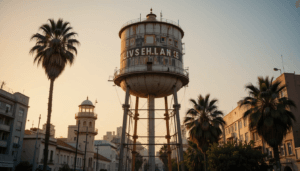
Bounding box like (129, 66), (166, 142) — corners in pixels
(207, 141), (269, 171)
(135, 152), (143, 171)
(184, 94), (225, 171)
(15, 161), (32, 171)
(239, 76), (296, 170)
(30, 19), (79, 171)
(184, 141), (204, 171)
(158, 145), (169, 171)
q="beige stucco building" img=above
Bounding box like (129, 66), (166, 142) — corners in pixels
(220, 73), (300, 171)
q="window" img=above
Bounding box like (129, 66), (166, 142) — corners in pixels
(0, 147), (6, 154)
(16, 121), (22, 130)
(245, 132), (249, 143)
(238, 120), (242, 129)
(130, 38), (135, 46)
(240, 134), (244, 142)
(83, 121), (86, 126)
(244, 117), (247, 127)
(235, 123), (237, 131)
(280, 144), (286, 156)
(61, 155), (63, 164)
(168, 38), (173, 45)
(287, 142), (293, 155)
(89, 122), (92, 127)
(161, 37), (166, 42)
(57, 154), (59, 163)
(19, 109), (24, 117)
(67, 156), (69, 164)
(267, 148), (273, 158)
(13, 137), (19, 144)
(50, 150), (53, 161)
(5, 104), (11, 113)
(74, 137), (76, 141)
(174, 40), (178, 47)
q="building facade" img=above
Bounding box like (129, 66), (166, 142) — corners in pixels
(0, 89), (29, 171)
(220, 73), (300, 171)
(21, 98), (111, 171)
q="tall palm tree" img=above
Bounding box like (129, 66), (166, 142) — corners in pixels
(239, 76), (296, 171)
(184, 141), (204, 171)
(184, 94), (225, 171)
(30, 19), (79, 171)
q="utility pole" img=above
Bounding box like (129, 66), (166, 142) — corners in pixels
(83, 127), (88, 171)
(96, 146), (99, 171)
(32, 114), (41, 171)
(74, 121), (80, 171)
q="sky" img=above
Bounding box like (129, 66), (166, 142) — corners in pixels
(0, 0), (300, 144)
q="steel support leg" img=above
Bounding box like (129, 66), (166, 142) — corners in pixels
(148, 95), (155, 171)
(164, 97), (173, 171)
(118, 86), (130, 171)
(173, 86), (185, 171)
(132, 97), (139, 171)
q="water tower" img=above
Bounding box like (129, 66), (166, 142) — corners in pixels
(113, 9), (189, 171)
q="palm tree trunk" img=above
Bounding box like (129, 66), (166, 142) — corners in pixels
(273, 146), (281, 171)
(204, 153), (207, 171)
(43, 79), (54, 171)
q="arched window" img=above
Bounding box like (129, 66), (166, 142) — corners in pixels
(83, 121), (86, 126)
(89, 122), (92, 127)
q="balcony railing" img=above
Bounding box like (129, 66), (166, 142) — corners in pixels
(75, 112), (97, 119)
(114, 65), (189, 80)
(77, 127), (98, 134)
(0, 124), (10, 132)
(0, 140), (7, 147)
(0, 108), (14, 118)
(120, 18), (183, 30)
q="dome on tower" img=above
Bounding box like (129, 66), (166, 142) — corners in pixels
(80, 97), (94, 106)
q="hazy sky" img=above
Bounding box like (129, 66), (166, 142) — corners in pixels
(1, 0), (300, 144)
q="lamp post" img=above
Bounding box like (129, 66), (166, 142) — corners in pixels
(74, 120), (80, 171)
(83, 127), (88, 171)
(274, 68), (282, 74)
(32, 114), (41, 171)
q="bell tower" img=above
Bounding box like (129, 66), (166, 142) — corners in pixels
(75, 97), (98, 171)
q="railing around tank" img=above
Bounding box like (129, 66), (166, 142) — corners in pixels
(75, 112), (97, 119)
(113, 65), (189, 80)
(121, 18), (182, 30)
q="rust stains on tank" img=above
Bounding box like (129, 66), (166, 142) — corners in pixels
(132, 25), (137, 34)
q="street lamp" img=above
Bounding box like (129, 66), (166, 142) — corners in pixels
(274, 68), (282, 74)
(83, 127), (88, 171)
(74, 120), (80, 171)
(32, 114), (41, 171)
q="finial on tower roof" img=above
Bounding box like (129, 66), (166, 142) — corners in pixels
(150, 8), (152, 14)
(87, 96), (88, 100)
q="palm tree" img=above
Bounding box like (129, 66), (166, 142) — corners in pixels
(158, 145), (169, 171)
(30, 19), (79, 171)
(184, 141), (204, 171)
(184, 94), (225, 171)
(239, 76), (296, 171)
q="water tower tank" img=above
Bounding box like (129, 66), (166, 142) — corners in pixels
(114, 9), (188, 171)
(114, 10), (189, 98)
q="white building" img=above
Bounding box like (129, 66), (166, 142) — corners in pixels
(0, 89), (29, 171)
(94, 140), (118, 171)
(21, 98), (111, 171)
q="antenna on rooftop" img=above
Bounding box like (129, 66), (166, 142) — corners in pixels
(1, 81), (5, 89)
(281, 55), (285, 73)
